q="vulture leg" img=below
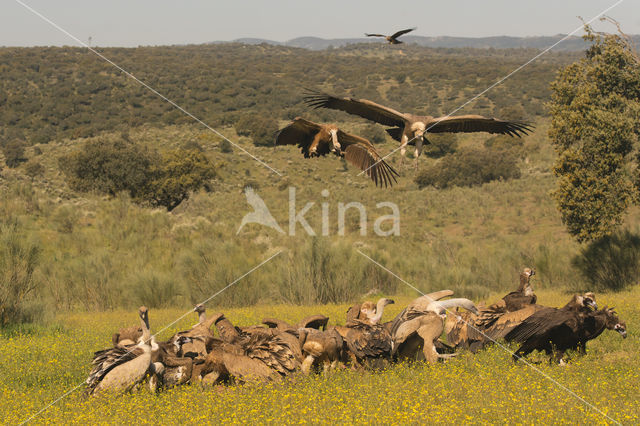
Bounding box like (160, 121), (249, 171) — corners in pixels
(417, 321), (444, 364)
(399, 133), (409, 166)
(414, 136), (424, 171)
(301, 355), (316, 375)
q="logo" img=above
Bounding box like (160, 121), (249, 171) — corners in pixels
(237, 186), (400, 236)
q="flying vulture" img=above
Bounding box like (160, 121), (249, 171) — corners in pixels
(304, 91), (534, 169)
(275, 117), (399, 187)
(365, 28), (416, 44)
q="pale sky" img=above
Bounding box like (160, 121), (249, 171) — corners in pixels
(1, 0), (639, 47)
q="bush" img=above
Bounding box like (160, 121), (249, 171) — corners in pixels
(59, 138), (216, 211)
(571, 230), (640, 291)
(0, 221), (42, 326)
(23, 160), (45, 178)
(361, 124), (387, 144)
(58, 138), (155, 198)
(2, 139), (27, 168)
(423, 133), (458, 159)
(415, 146), (521, 189)
(146, 149), (216, 211)
(235, 115), (279, 146)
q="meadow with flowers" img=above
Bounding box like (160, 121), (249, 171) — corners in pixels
(2, 287), (637, 424)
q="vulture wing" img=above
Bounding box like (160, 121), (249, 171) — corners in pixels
(390, 28), (416, 39)
(482, 304), (543, 341)
(505, 307), (572, 343)
(296, 314), (329, 330)
(86, 345), (144, 389)
(275, 117), (330, 157)
(345, 322), (392, 360)
(338, 130), (399, 188)
(304, 90), (407, 128)
(427, 115), (534, 137)
(365, 33), (387, 38)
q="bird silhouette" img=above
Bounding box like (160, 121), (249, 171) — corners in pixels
(237, 187), (284, 234)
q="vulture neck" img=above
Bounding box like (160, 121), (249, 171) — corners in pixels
(517, 273), (529, 292)
(198, 310), (207, 324)
(139, 312), (151, 346)
(369, 300), (387, 324)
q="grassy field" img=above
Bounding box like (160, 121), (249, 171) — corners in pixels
(2, 287), (638, 424)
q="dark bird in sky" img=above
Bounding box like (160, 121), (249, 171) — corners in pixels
(365, 28), (416, 44)
(275, 117), (399, 187)
(304, 91), (534, 169)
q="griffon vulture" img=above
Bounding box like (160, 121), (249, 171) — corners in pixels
(304, 91), (534, 168)
(365, 28), (416, 44)
(86, 306), (153, 395)
(275, 117), (399, 187)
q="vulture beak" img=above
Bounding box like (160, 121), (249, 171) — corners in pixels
(615, 324), (627, 339)
(386, 299), (395, 305)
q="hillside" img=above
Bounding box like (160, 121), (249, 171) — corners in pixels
(227, 34), (640, 51)
(2, 43), (638, 313)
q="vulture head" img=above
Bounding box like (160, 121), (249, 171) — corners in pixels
(194, 304), (206, 314)
(583, 292), (597, 310)
(603, 307), (627, 339)
(362, 298), (395, 324)
(138, 306), (150, 330)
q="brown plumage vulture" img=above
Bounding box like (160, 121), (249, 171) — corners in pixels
(365, 28), (416, 44)
(275, 117), (399, 187)
(86, 306), (153, 395)
(304, 91), (534, 168)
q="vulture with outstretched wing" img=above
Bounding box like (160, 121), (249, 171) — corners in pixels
(365, 28), (416, 44)
(276, 117), (399, 187)
(304, 91), (534, 169)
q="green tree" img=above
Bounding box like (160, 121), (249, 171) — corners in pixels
(146, 149), (216, 211)
(548, 27), (640, 242)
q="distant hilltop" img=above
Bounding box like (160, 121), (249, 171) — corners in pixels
(215, 34), (640, 51)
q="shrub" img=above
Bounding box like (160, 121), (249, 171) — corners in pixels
(219, 139), (233, 153)
(59, 138), (216, 211)
(0, 221), (42, 326)
(2, 139), (27, 168)
(361, 124), (387, 144)
(146, 149), (216, 211)
(23, 160), (45, 178)
(235, 115), (279, 146)
(423, 133), (458, 159)
(58, 138), (155, 198)
(571, 230), (640, 291)
(415, 146), (521, 189)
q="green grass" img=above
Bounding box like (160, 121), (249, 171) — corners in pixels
(1, 288), (638, 424)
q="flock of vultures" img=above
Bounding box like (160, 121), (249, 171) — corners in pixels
(83, 30), (620, 395)
(86, 269), (627, 395)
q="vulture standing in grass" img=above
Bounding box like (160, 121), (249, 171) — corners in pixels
(500, 268), (537, 312)
(275, 117), (399, 187)
(304, 91), (534, 169)
(575, 306), (626, 354)
(365, 28), (416, 44)
(150, 335), (195, 388)
(389, 291), (477, 363)
(505, 293), (598, 364)
(87, 306), (153, 395)
(446, 268), (536, 351)
(213, 314), (300, 376)
(298, 327), (345, 374)
(346, 298), (395, 325)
